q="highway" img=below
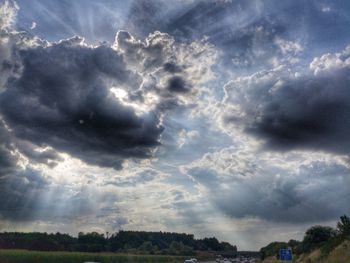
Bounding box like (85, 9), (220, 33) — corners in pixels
(198, 260), (257, 263)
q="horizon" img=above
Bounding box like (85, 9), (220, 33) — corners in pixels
(1, 0), (350, 251)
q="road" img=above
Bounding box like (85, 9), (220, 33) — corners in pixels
(198, 262), (256, 263)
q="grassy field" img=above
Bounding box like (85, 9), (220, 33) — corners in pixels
(0, 250), (188, 263)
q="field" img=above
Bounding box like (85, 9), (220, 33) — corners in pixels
(0, 250), (188, 263)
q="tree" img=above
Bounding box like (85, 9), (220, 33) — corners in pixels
(77, 232), (106, 252)
(337, 215), (350, 237)
(139, 241), (158, 254)
(301, 225), (336, 252)
(220, 241), (237, 252)
(259, 241), (288, 260)
(201, 237), (221, 251)
(0, 230), (235, 255)
(169, 241), (183, 254)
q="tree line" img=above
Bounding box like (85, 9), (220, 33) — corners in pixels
(0, 230), (237, 255)
(260, 215), (350, 260)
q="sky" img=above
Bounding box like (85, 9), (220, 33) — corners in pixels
(1, 0), (350, 250)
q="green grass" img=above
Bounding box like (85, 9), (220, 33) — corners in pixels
(0, 249), (187, 263)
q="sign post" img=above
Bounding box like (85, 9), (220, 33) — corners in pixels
(279, 248), (292, 261)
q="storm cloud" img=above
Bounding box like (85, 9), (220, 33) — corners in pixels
(0, 11), (216, 169)
(224, 45), (350, 154)
(0, 120), (119, 223)
(0, 119), (50, 221)
(184, 148), (350, 223)
(0, 37), (163, 169)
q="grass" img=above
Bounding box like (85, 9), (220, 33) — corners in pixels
(260, 240), (350, 263)
(0, 249), (188, 263)
(324, 240), (350, 263)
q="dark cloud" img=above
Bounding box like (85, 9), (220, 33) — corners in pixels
(224, 47), (350, 155)
(15, 141), (63, 167)
(0, 168), (49, 221)
(0, 26), (214, 169)
(0, 173), (114, 222)
(0, 36), (164, 169)
(187, 161), (350, 223)
(1, 1), (216, 170)
(163, 62), (182, 74)
(0, 131), (115, 222)
(0, 120), (50, 221)
(167, 76), (189, 93)
(0, 121), (18, 178)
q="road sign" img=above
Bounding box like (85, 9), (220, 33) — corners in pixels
(279, 248), (292, 261)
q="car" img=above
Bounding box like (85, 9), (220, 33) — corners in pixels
(190, 258), (197, 263)
(184, 260), (194, 263)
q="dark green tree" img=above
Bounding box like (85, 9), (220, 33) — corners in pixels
(337, 215), (350, 237)
(300, 225), (336, 253)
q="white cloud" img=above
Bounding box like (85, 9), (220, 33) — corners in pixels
(30, 21), (37, 30)
(310, 46), (350, 75)
(177, 129), (199, 148)
(0, 0), (18, 31)
(322, 6), (331, 12)
(274, 37), (303, 55)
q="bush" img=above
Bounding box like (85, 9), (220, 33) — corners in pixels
(320, 236), (343, 256)
(337, 215), (350, 237)
(299, 225), (337, 253)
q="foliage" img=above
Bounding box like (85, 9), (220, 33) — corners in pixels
(320, 235), (343, 256)
(75, 232), (106, 252)
(0, 230), (237, 255)
(109, 231), (236, 254)
(298, 225), (337, 253)
(337, 215), (350, 238)
(260, 214), (350, 261)
(259, 240), (300, 260)
(0, 232), (75, 251)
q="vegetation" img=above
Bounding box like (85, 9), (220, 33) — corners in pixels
(0, 250), (187, 263)
(260, 215), (350, 262)
(260, 240), (301, 260)
(0, 230), (237, 256)
(337, 215), (350, 238)
(299, 225), (337, 254)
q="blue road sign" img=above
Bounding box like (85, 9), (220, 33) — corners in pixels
(279, 248), (292, 261)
